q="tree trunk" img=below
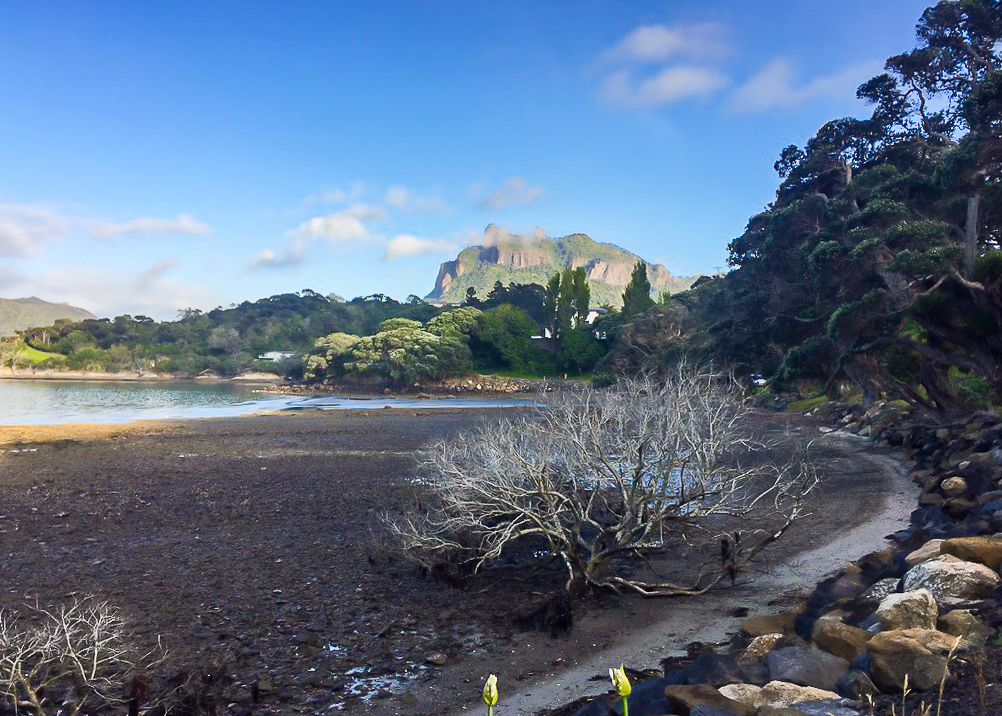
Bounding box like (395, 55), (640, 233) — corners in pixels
(964, 191), (981, 279)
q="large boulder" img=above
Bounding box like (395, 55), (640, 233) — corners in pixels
(902, 556), (999, 601)
(937, 609), (993, 646)
(674, 651), (766, 687)
(866, 628), (960, 692)
(875, 589), (938, 631)
(859, 577), (901, 603)
(904, 539), (944, 566)
(940, 534), (1002, 569)
(766, 647), (850, 692)
(811, 619), (872, 662)
(718, 681), (841, 709)
(663, 684), (756, 716)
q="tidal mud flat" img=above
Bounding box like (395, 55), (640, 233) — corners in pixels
(0, 410), (913, 715)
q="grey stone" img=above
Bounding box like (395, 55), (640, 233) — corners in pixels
(766, 647), (849, 692)
(875, 589), (938, 631)
(902, 556), (1000, 601)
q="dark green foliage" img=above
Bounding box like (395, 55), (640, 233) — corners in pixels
(557, 328), (605, 375)
(621, 262), (655, 320)
(681, 0), (1002, 413)
(15, 291), (448, 378)
(471, 305), (541, 372)
(483, 281), (548, 327)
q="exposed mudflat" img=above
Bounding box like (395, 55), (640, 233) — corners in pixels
(0, 409), (914, 716)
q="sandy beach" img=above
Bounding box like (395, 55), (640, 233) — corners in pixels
(0, 409), (915, 716)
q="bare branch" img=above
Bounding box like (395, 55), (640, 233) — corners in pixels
(383, 365), (819, 596)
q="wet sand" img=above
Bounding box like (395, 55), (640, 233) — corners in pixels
(0, 410), (915, 716)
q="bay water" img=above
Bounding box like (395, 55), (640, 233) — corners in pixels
(0, 379), (530, 426)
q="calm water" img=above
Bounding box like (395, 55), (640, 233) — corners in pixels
(0, 380), (530, 426)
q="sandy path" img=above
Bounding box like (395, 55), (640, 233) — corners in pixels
(446, 432), (916, 716)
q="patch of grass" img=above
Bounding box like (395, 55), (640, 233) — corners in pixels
(785, 395), (829, 412)
(16, 342), (65, 363)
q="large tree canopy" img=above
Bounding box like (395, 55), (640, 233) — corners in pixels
(684, 0), (1002, 414)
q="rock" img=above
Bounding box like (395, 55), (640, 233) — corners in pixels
(757, 708), (813, 716)
(256, 680), (274, 693)
(937, 609), (993, 645)
(811, 620), (872, 662)
(716, 683), (762, 706)
(859, 577), (900, 603)
(766, 647), (850, 692)
(721, 680), (845, 708)
(875, 589), (938, 631)
(905, 539), (944, 566)
(682, 652), (759, 687)
(944, 498), (976, 518)
(940, 534), (1002, 569)
(785, 700), (863, 716)
(866, 628), (960, 692)
(977, 489), (1002, 505)
(689, 706), (743, 716)
(920, 493), (945, 506)
(940, 476), (967, 496)
(738, 633), (784, 665)
(741, 609), (801, 637)
(902, 556), (1000, 600)
(424, 652), (448, 666)
(663, 684), (756, 716)
(836, 670), (879, 700)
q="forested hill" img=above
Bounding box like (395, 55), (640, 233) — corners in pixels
(0, 297), (94, 337)
(427, 227), (694, 305)
(670, 0), (1002, 415)
(7, 292), (443, 378)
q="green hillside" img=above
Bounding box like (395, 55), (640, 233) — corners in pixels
(427, 230), (695, 306)
(0, 297), (95, 337)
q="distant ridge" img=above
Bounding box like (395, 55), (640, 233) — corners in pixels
(427, 226), (695, 306)
(0, 297), (95, 337)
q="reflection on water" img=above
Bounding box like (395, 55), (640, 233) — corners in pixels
(0, 380), (531, 426)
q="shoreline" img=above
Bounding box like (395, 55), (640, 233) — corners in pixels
(0, 369), (284, 383)
(448, 430), (918, 716)
(0, 410), (917, 716)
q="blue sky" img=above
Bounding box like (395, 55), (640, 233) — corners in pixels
(0, 0), (934, 320)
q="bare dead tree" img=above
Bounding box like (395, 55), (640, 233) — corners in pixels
(384, 366), (819, 596)
(0, 596), (166, 716)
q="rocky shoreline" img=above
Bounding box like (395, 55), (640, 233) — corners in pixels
(561, 406), (1002, 716)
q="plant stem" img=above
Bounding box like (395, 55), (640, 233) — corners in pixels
(622, 696), (629, 716)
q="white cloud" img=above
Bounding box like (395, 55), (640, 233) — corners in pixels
(600, 66), (728, 107)
(601, 23), (728, 64)
(91, 213), (211, 239)
(290, 203), (386, 243)
(477, 178), (546, 212)
(729, 58), (882, 112)
(252, 204), (387, 270)
(596, 22), (731, 109)
(383, 186), (451, 213)
(383, 234), (453, 261)
(0, 204), (77, 257)
(0, 260), (221, 321)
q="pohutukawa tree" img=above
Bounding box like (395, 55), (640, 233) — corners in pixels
(384, 367), (819, 596)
